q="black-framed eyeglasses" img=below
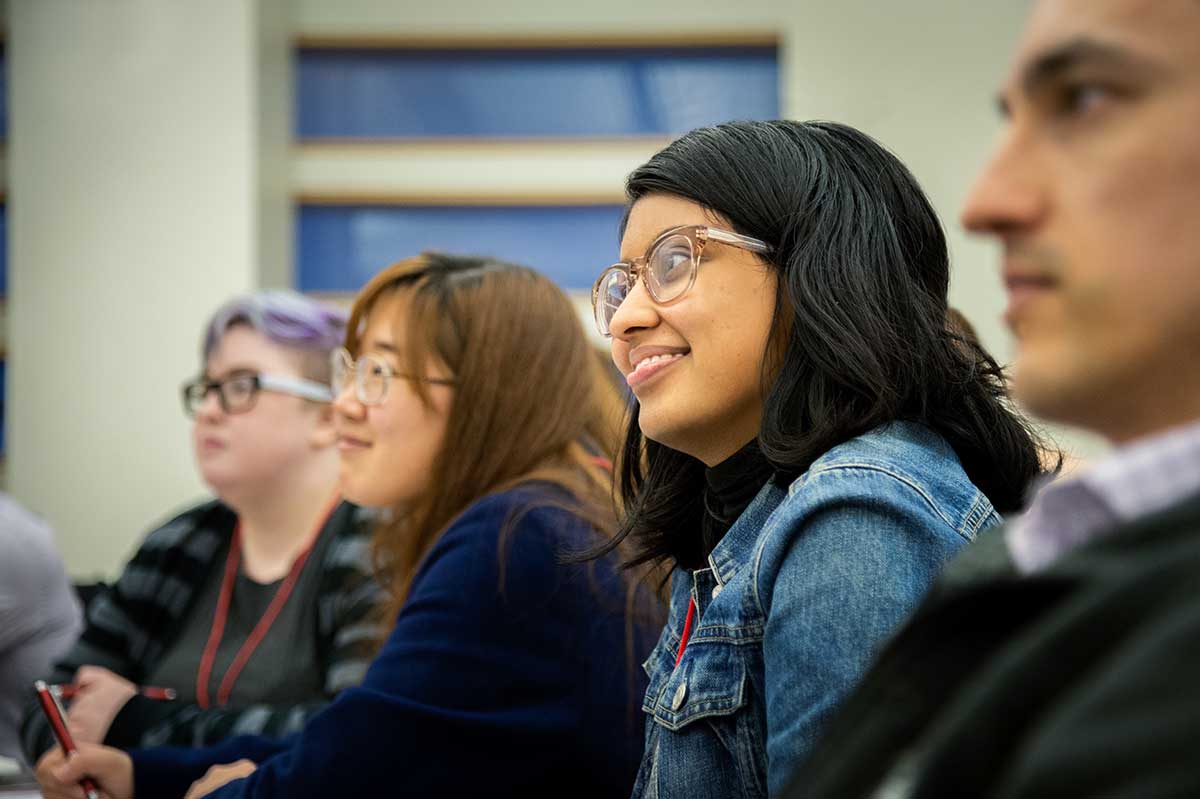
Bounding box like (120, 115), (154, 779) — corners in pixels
(331, 348), (454, 406)
(181, 371), (333, 417)
(591, 224), (773, 338)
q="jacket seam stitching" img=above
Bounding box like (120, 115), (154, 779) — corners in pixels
(798, 462), (965, 534)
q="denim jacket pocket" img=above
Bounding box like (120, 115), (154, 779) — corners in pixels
(640, 643), (767, 799)
(647, 649), (748, 731)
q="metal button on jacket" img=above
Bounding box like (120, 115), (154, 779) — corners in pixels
(672, 680), (688, 710)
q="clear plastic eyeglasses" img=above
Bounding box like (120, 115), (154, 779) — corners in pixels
(591, 225), (773, 337)
(330, 347), (455, 406)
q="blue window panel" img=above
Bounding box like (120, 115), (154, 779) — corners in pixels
(0, 202), (6, 296)
(296, 47), (778, 138)
(297, 204), (625, 293)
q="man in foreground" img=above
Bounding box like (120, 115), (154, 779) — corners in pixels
(786, 1), (1200, 796)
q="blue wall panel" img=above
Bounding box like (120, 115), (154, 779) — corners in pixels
(297, 204), (625, 293)
(296, 47), (778, 138)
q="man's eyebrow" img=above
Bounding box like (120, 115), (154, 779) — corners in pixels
(997, 36), (1163, 115)
(1023, 36), (1160, 94)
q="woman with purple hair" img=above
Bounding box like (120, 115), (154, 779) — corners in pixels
(20, 291), (385, 766)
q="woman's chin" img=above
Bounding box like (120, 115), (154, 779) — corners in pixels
(336, 473), (369, 507)
(637, 412), (693, 454)
(198, 469), (235, 496)
(338, 473), (410, 511)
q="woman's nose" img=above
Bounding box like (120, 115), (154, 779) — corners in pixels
(607, 279), (660, 341)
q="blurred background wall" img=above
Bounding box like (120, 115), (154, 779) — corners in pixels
(2, 0), (1102, 578)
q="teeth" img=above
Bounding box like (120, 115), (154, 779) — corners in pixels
(635, 353), (683, 370)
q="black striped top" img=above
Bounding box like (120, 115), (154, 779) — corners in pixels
(19, 499), (385, 761)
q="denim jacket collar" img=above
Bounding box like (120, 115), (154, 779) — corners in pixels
(705, 478), (787, 586)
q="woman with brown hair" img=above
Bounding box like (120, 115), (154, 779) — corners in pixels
(37, 254), (660, 799)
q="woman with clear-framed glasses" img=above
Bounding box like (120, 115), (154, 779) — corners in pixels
(592, 120), (1053, 799)
(23, 291), (385, 771)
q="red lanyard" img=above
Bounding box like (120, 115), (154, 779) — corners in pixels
(196, 497), (339, 709)
(674, 597), (697, 668)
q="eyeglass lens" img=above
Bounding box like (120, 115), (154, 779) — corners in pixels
(595, 233), (696, 335)
(331, 349), (389, 405)
(184, 374), (258, 415)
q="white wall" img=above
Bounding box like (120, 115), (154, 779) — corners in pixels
(8, 0), (1099, 578)
(257, 0), (293, 289)
(7, 0), (287, 576)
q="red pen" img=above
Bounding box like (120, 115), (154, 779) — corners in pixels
(33, 680), (101, 799)
(53, 683), (178, 701)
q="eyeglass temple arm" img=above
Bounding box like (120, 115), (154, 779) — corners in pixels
(705, 227), (773, 254)
(258, 374), (334, 402)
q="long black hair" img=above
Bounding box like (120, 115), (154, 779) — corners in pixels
(612, 120), (1049, 570)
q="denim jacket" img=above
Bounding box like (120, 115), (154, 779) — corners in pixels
(632, 422), (1001, 799)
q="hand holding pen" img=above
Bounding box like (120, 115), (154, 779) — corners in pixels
(62, 665), (175, 746)
(33, 738), (135, 799)
(33, 680), (103, 799)
(33, 675), (168, 799)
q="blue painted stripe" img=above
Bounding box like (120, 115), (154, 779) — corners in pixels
(296, 204), (625, 293)
(296, 46), (778, 138)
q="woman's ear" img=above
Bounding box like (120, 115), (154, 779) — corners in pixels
(310, 402), (338, 449)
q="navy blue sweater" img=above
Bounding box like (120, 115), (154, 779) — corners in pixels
(129, 489), (655, 798)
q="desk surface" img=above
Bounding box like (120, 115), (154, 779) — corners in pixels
(0, 755), (37, 795)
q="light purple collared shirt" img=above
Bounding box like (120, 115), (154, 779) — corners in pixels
(1006, 419), (1200, 573)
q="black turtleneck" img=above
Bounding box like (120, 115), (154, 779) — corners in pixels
(701, 441), (775, 556)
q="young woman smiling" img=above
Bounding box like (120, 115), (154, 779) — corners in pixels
(37, 254), (660, 799)
(592, 120), (1048, 798)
